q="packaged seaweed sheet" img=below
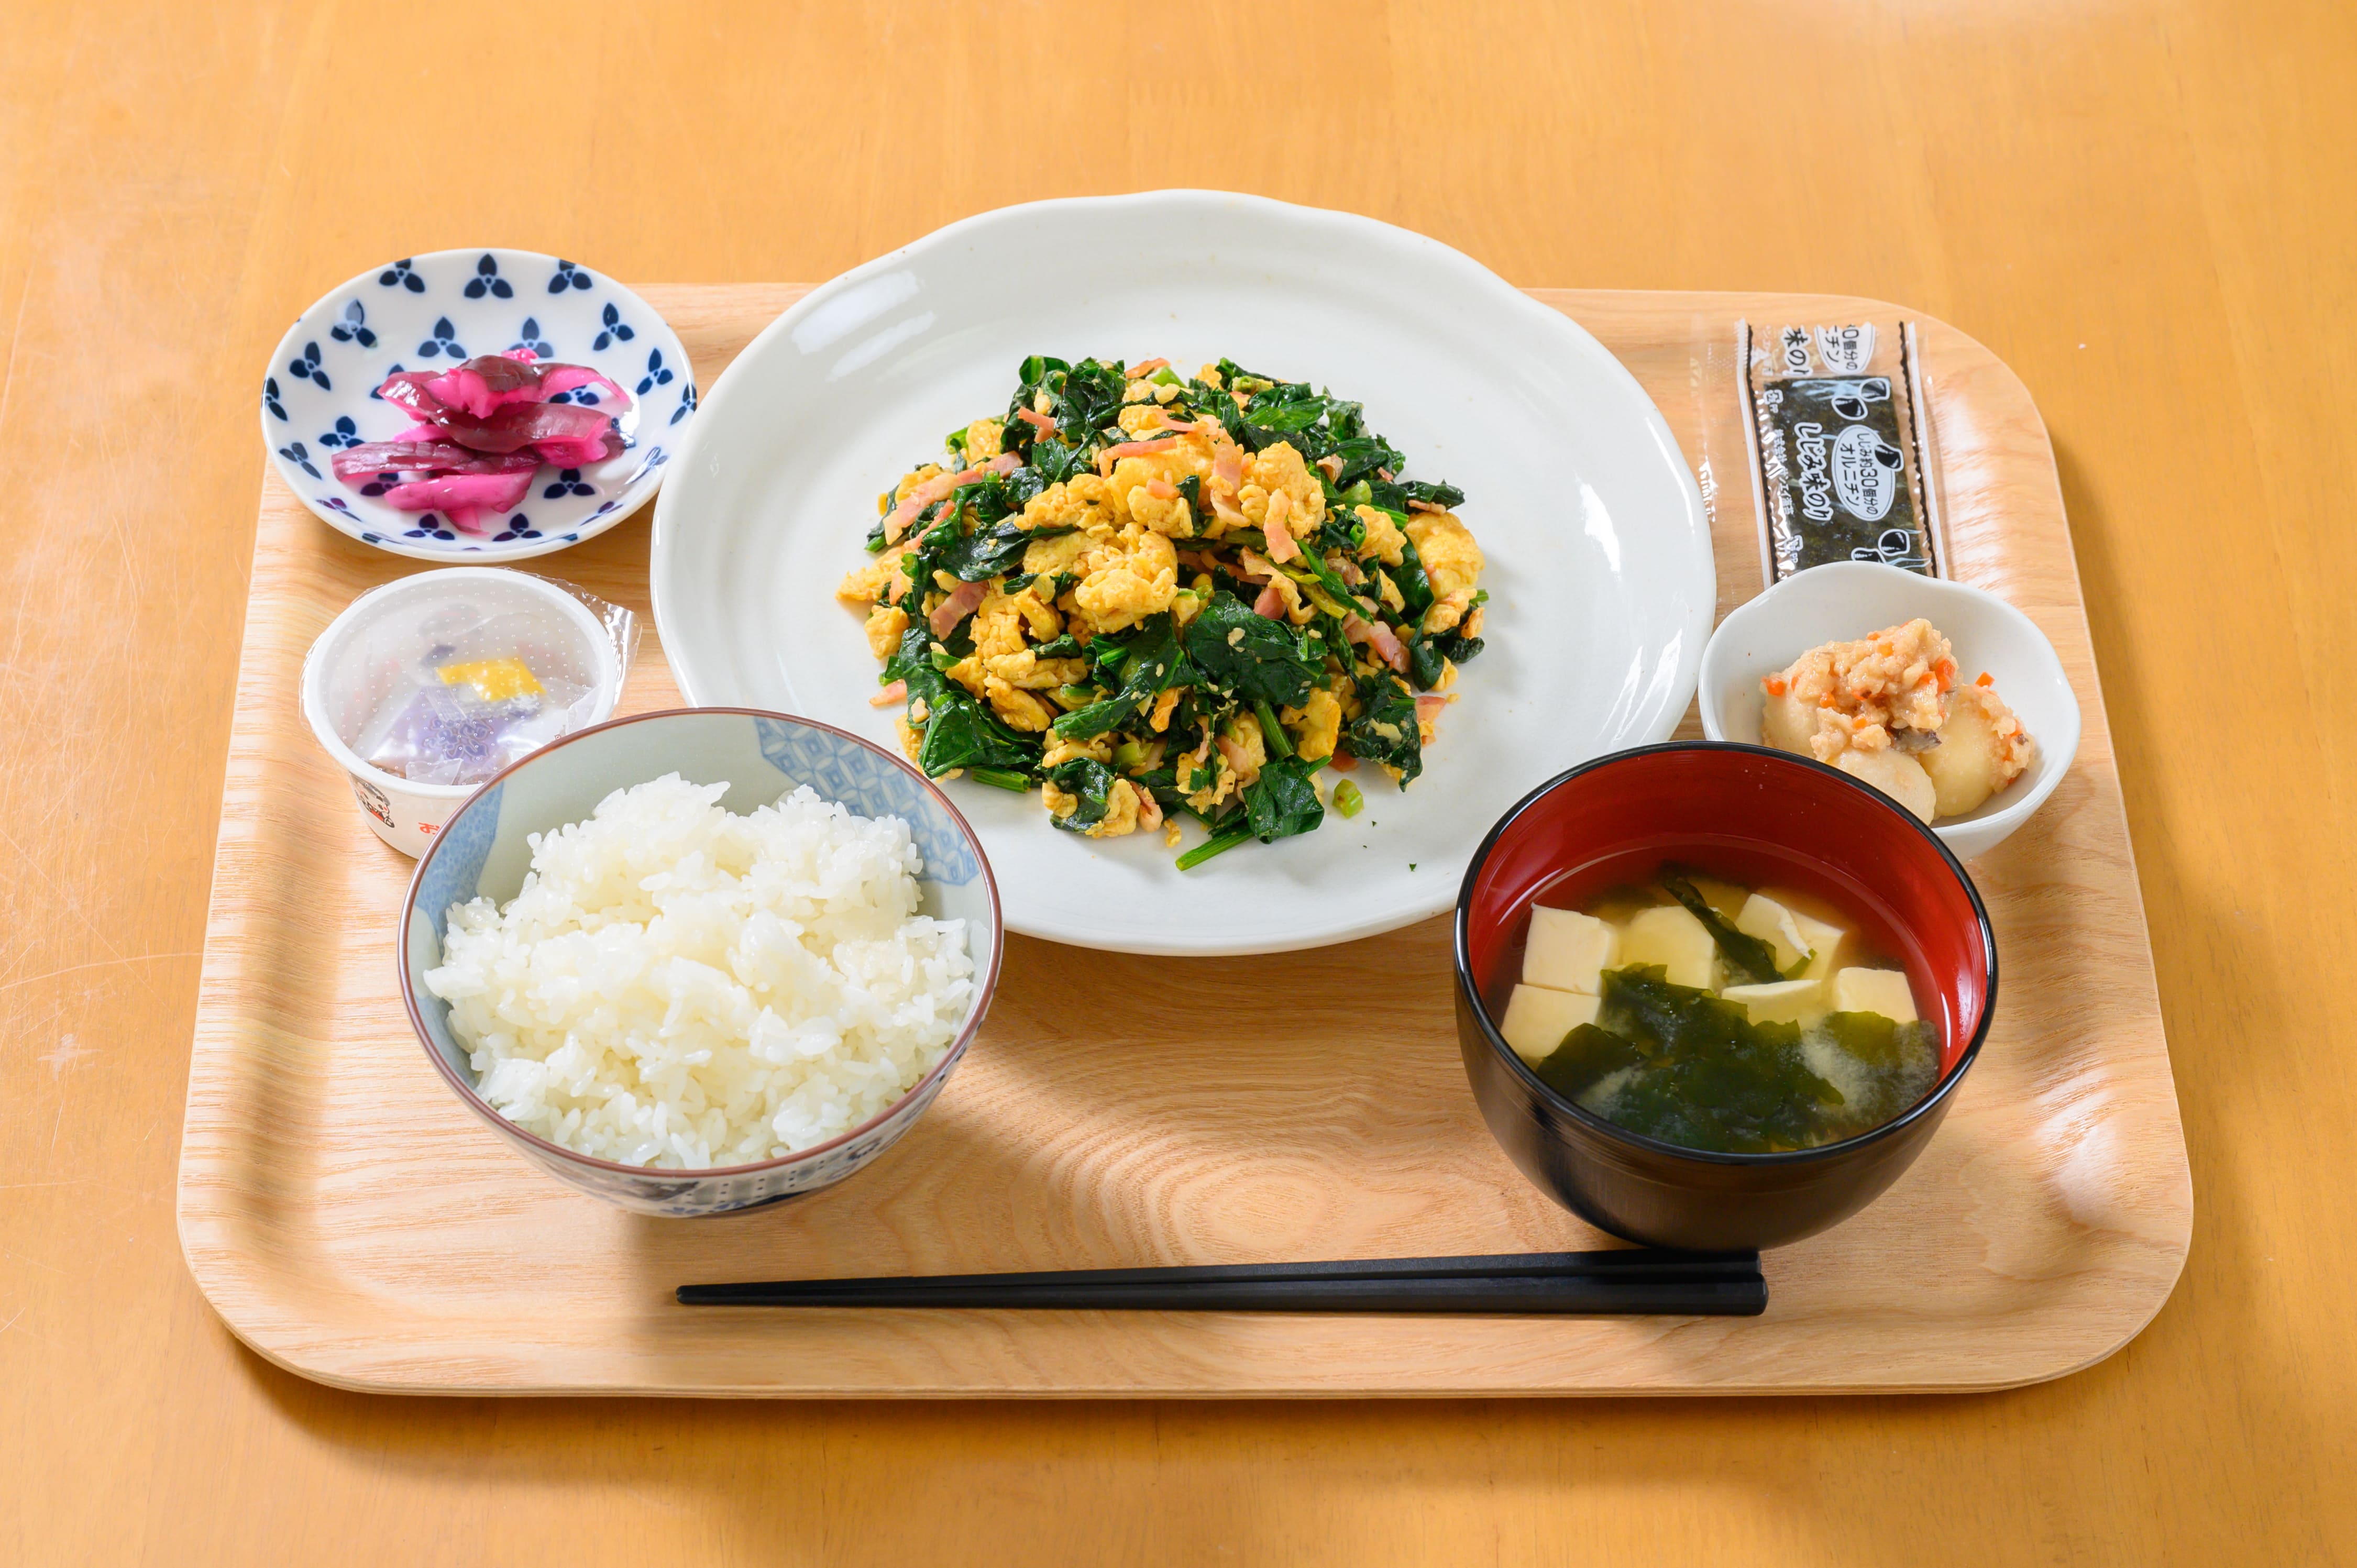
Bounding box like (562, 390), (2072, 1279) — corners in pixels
(1739, 320), (1946, 582)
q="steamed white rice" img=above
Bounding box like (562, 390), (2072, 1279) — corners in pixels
(423, 774), (974, 1169)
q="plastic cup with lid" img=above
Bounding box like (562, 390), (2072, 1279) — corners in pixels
(301, 567), (625, 856)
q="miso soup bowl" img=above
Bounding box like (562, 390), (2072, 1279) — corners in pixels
(398, 707), (1001, 1218)
(1453, 742), (1996, 1252)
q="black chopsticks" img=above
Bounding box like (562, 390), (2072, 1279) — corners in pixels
(677, 1249), (1765, 1316)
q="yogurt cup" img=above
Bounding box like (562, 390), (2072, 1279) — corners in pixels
(302, 568), (624, 856)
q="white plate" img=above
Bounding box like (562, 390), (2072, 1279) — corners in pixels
(652, 191), (1712, 955)
(261, 248), (695, 562)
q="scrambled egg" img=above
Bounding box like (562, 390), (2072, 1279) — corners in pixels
(1405, 509), (1485, 634)
(1070, 524), (1178, 634)
(838, 355), (1494, 853)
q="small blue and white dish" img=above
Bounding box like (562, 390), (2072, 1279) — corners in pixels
(261, 248), (696, 563)
(395, 709), (1003, 1217)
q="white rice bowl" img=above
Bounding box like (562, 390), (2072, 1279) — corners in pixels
(423, 773), (974, 1169)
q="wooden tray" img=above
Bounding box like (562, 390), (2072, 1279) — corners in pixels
(179, 286), (2190, 1396)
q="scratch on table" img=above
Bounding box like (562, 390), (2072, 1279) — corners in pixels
(4, 953), (200, 1000)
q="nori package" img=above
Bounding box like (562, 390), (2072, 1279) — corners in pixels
(1739, 321), (1944, 582)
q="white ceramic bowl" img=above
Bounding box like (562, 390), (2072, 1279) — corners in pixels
(651, 190), (1714, 955)
(1697, 561), (2080, 859)
(397, 708), (1003, 1217)
(261, 248), (695, 562)
(302, 567), (623, 856)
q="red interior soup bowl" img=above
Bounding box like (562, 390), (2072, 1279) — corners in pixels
(1453, 742), (1997, 1251)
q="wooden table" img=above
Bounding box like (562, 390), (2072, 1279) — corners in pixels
(3, 2), (2348, 1560)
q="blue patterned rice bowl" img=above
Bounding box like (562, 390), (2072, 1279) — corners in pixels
(396, 708), (1000, 1217)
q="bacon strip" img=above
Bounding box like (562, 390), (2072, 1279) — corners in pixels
(928, 579), (989, 637)
(870, 680), (909, 707)
(1406, 499), (1449, 514)
(1343, 613), (1408, 673)
(1129, 357), (1170, 377)
(1252, 580), (1288, 619)
(1415, 693), (1452, 719)
(1262, 490), (1300, 563)
(1094, 435), (1181, 477)
(1144, 477), (1178, 501)
(1014, 406), (1057, 435)
(1211, 443), (1244, 490)
(882, 452), (1022, 544)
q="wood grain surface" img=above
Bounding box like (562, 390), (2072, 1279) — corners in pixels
(5, 0), (2352, 1560)
(178, 284), (2189, 1397)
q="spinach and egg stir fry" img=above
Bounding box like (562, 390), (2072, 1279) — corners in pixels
(836, 356), (1490, 867)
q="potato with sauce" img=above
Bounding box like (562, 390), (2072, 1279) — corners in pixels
(1759, 619), (2033, 824)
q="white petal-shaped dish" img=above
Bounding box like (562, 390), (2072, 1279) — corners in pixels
(652, 192), (1713, 955)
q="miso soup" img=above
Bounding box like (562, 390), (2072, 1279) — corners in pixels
(1485, 862), (1941, 1155)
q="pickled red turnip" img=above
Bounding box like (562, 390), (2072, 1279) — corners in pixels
(381, 469), (537, 533)
(342, 355), (635, 525)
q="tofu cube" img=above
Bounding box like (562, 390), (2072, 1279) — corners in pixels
(1617, 904), (1716, 988)
(1522, 907), (1619, 995)
(1720, 977), (1824, 1026)
(1831, 967), (1918, 1024)
(1497, 984), (1602, 1065)
(1734, 893), (1846, 980)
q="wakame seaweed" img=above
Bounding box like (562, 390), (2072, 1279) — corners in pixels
(1535, 963), (1939, 1155)
(1659, 870), (1790, 986)
(1585, 966), (1845, 1153)
(1532, 1023), (1646, 1102)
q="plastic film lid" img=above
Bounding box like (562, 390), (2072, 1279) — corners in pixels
(301, 567), (630, 789)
